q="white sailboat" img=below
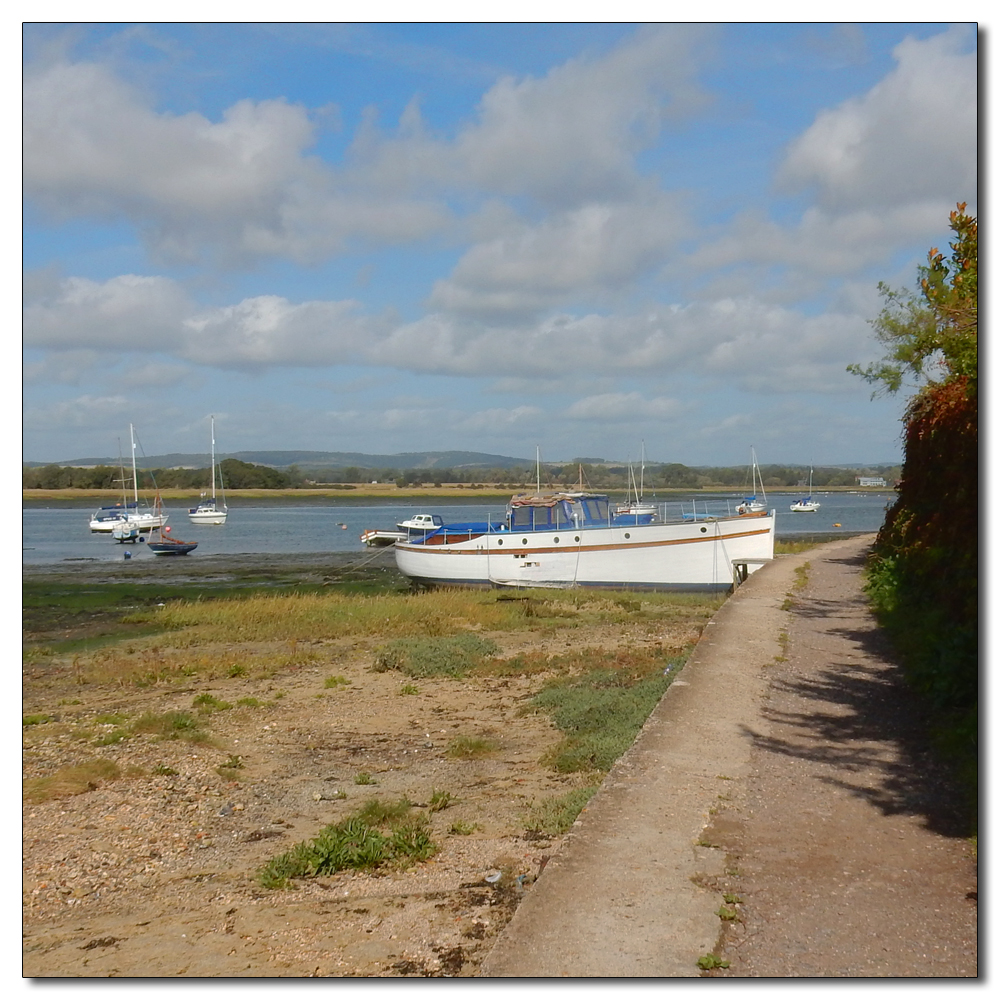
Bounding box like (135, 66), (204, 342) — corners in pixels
(188, 415), (228, 524)
(92, 425), (166, 534)
(790, 466), (821, 512)
(737, 446), (768, 514)
(615, 441), (658, 523)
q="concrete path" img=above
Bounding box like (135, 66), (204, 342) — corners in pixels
(479, 535), (977, 977)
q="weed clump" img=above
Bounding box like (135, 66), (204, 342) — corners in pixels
(523, 787), (598, 834)
(129, 711), (210, 743)
(372, 634), (500, 678)
(24, 759), (121, 803)
(257, 798), (437, 889)
(446, 736), (499, 759)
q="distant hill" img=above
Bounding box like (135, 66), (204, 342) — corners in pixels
(25, 450), (537, 471)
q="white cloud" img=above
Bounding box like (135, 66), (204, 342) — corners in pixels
(22, 58), (449, 265)
(452, 25), (711, 205)
(24, 274), (192, 351)
(565, 392), (681, 421)
(778, 26), (977, 211)
(429, 190), (689, 317)
(181, 296), (390, 369)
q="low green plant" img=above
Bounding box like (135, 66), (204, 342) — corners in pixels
(257, 807), (437, 889)
(24, 759), (121, 803)
(530, 649), (685, 773)
(446, 736), (499, 759)
(523, 787), (598, 834)
(448, 821), (477, 836)
(94, 729), (128, 746)
(354, 797), (413, 825)
(716, 905), (739, 921)
(697, 954), (730, 970)
(227, 663), (247, 678)
(236, 697), (263, 708)
(192, 693), (232, 714)
(722, 893), (743, 904)
(372, 634), (500, 679)
(22, 714), (53, 727)
(354, 772), (376, 785)
(399, 684), (420, 696)
(428, 789), (455, 812)
(152, 764), (178, 776)
(323, 675), (350, 689)
(129, 711), (210, 743)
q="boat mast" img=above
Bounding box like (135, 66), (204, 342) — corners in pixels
(536, 446), (541, 494)
(129, 424), (139, 505)
(639, 440), (645, 501)
(210, 415), (217, 502)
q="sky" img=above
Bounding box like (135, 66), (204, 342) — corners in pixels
(21, 15), (979, 468)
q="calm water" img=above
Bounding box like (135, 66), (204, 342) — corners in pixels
(22, 492), (895, 567)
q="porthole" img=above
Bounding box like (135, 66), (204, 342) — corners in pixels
(497, 538), (503, 546)
(553, 536), (560, 543)
(522, 538), (528, 545)
(700, 526), (707, 533)
(624, 532), (630, 539)
(574, 535), (580, 542)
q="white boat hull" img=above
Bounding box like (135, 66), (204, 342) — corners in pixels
(395, 510), (775, 592)
(91, 510), (166, 532)
(189, 505), (228, 525)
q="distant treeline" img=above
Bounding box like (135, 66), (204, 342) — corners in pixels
(24, 459), (899, 491)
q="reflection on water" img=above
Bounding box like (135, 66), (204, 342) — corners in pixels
(22, 493), (895, 566)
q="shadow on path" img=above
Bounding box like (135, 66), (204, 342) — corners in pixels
(740, 587), (967, 839)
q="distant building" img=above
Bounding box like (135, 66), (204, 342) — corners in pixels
(857, 476), (886, 487)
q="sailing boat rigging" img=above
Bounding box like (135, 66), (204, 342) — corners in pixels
(737, 446), (768, 514)
(188, 415), (229, 524)
(615, 441), (658, 524)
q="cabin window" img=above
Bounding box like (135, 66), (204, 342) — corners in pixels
(511, 507), (533, 528)
(532, 507), (550, 530)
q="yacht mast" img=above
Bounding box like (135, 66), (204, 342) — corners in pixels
(129, 424), (139, 505)
(210, 415), (217, 502)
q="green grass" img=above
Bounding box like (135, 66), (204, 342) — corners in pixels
(372, 634), (500, 678)
(257, 802), (437, 889)
(129, 711), (211, 743)
(193, 693), (232, 713)
(428, 789), (455, 812)
(446, 736), (499, 759)
(523, 787), (598, 834)
(23, 714), (54, 727)
(323, 675), (350, 688)
(528, 648), (687, 773)
(24, 759), (121, 803)
(354, 772), (376, 785)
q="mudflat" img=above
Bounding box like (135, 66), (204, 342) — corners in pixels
(22, 551), (717, 977)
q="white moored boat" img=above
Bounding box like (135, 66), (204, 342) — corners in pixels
(188, 415), (228, 524)
(394, 491), (775, 592)
(789, 466), (821, 512)
(90, 425), (167, 534)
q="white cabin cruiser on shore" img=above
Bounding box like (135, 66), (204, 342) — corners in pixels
(394, 491), (775, 592)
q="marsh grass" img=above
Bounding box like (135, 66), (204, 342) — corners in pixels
(372, 634), (500, 678)
(75, 646), (320, 688)
(24, 759), (121, 803)
(129, 711), (211, 743)
(446, 736), (499, 759)
(522, 787), (598, 834)
(529, 648), (686, 773)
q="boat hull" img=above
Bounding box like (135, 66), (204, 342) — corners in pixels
(394, 511), (775, 592)
(188, 505), (228, 525)
(148, 541), (198, 556)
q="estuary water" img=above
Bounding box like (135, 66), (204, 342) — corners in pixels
(22, 492), (895, 567)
